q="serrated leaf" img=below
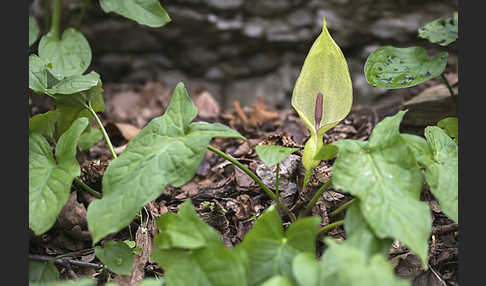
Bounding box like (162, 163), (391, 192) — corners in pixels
(237, 206), (320, 285)
(418, 12), (458, 46)
(87, 82), (245, 244)
(95, 240), (134, 275)
(332, 110), (431, 266)
(292, 16), (353, 175)
(29, 16), (40, 47)
(365, 46), (448, 89)
(261, 276), (293, 286)
(29, 110), (60, 144)
(29, 261), (60, 283)
(344, 203), (393, 259)
(100, 0), (171, 28)
(314, 144), (339, 161)
(29, 118), (88, 235)
(255, 145), (299, 167)
(151, 200), (248, 286)
(437, 117), (458, 144)
(39, 28), (92, 78)
(320, 239), (411, 286)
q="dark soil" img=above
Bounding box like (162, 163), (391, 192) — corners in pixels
(28, 79), (458, 286)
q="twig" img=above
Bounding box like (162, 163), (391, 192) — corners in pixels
(429, 264), (447, 286)
(29, 254), (102, 269)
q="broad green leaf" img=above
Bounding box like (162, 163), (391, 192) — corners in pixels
(47, 71), (101, 95)
(78, 126), (103, 151)
(320, 239), (411, 286)
(255, 145), (299, 167)
(314, 144), (339, 161)
(332, 110), (431, 266)
(344, 203), (393, 259)
(38, 28), (92, 78)
(402, 129), (458, 223)
(138, 278), (164, 286)
(29, 261), (59, 283)
(291, 16), (352, 176)
(29, 54), (59, 94)
(29, 118), (89, 235)
(364, 46), (448, 89)
(30, 278), (97, 286)
(29, 16), (40, 47)
(292, 253), (320, 286)
(418, 12), (458, 46)
(95, 240), (134, 275)
(100, 0), (171, 28)
(29, 110), (60, 144)
(151, 200), (248, 286)
(261, 276), (293, 286)
(87, 82), (245, 243)
(437, 117), (458, 144)
(237, 206), (320, 285)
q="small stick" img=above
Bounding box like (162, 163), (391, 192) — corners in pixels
(29, 254), (102, 269)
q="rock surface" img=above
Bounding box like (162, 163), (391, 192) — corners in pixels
(29, 0), (458, 108)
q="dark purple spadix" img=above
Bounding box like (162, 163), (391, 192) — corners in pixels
(315, 92), (323, 130)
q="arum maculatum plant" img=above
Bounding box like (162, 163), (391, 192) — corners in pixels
(291, 16), (353, 190)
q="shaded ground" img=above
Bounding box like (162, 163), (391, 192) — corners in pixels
(28, 76), (458, 285)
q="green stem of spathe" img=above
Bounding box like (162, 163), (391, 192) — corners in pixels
(329, 198), (357, 217)
(318, 219), (344, 235)
(50, 0), (63, 39)
(208, 145), (296, 223)
(74, 177), (102, 199)
(301, 179), (332, 217)
(86, 103), (118, 159)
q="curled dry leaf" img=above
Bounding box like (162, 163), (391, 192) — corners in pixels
(193, 90), (221, 119)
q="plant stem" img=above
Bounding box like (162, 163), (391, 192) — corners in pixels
(318, 219), (344, 235)
(301, 179), (332, 217)
(207, 145), (296, 222)
(50, 0), (63, 39)
(441, 74), (456, 97)
(75, 0), (91, 29)
(275, 163), (280, 198)
(329, 198), (357, 217)
(74, 177), (102, 199)
(86, 103), (118, 159)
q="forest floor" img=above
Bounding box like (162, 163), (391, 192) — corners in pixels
(28, 74), (458, 286)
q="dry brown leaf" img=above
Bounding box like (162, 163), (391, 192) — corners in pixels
(193, 90), (221, 119)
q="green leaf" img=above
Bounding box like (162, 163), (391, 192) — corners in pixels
(29, 118), (89, 235)
(29, 16), (40, 47)
(418, 12), (458, 46)
(38, 28), (92, 78)
(78, 126), (103, 151)
(437, 117), (458, 144)
(100, 0), (171, 28)
(237, 206), (320, 285)
(332, 110), (431, 266)
(314, 144), (339, 161)
(261, 276), (293, 286)
(47, 71), (101, 95)
(29, 54), (59, 94)
(138, 278), (164, 286)
(292, 253), (320, 286)
(364, 46), (448, 89)
(255, 145), (299, 167)
(319, 239), (411, 286)
(29, 261), (59, 283)
(344, 203), (393, 259)
(29, 110), (60, 144)
(151, 200), (248, 286)
(87, 82), (245, 244)
(291, 16), (352, 175)
(95, 240), (135, 275)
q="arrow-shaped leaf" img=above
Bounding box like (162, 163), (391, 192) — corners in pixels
(87, 82), (245, 243)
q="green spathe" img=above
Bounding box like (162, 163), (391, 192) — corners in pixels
(87, 82), (245, 244)
(291, 16), (352, 178)
(29, 117), (88, 235)
(332, 110), (432, 266)
(100, 0), (171, 28)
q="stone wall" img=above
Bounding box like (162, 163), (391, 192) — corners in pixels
(30, 0), (458, 109)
